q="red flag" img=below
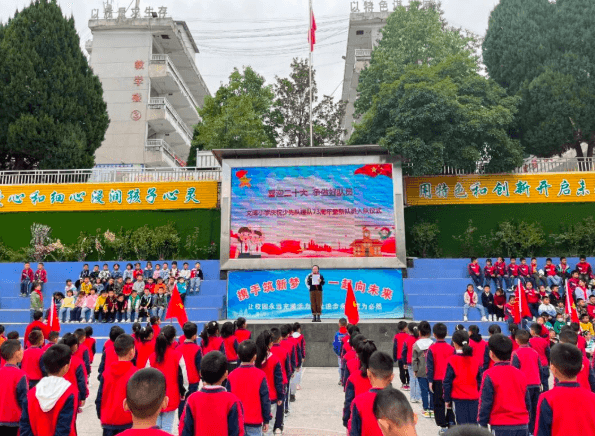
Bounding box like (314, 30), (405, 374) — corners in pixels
(565, 279), (580, 324)
(165, 284), (188, 328)
(354, 164), (393, 178)
(345, 282), (359, 325)
(513, 282), (532, 324)
(308, 10), (316, 52)
(46, 298), (60, 332)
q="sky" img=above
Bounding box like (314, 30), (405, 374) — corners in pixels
(1, 0), (500, 100)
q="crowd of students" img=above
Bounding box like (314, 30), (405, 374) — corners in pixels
(24, 261), (205, 323)
(0, 315), (307, 436)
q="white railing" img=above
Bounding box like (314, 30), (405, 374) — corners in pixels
(148, 97), (194, 141)
(150, 54), (199, 109)
(355, 49), (372, 58)
(0, 167), (221, 185)
(196, 150), (220, 169)
(146, 139), (186, 167)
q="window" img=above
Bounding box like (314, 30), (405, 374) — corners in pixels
(356, 30), (364, 35)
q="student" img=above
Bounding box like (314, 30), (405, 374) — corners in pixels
(160, 263), (170, 281)
(580, 313), (595, 335)
(484, 259), (497, 290)
(228, 340), (271, 436)
(147, 325), (188, 433)
(190, 262), (204, 294)
(468, 325), (487, 372)
(481, 285), (496, 321)
(0, 325), (6, 347)
(478, 334), (530, 436)
(411, 321), (434, 418)
(255, 330), (283, 436)
(343, 334), (364, 387)
(59, 333), (88, 411)
(530, 323), (551, 392)
(127, 290), (140, 323)
(135, 326), (155, 369)
(72, 291), (85, 323)
(402, 322), (421, 402)
(426, 323), (454, 430)
(43, 331), (60, 352)
(95, 290), (108, 323)
(201, 321), (226, 355)
(235, 317), (252, 343)
(20, 344), (78, 436)
(443, 330), (482, 426)
(557, 329), (595, 393)
(72, 328), (91, 378)
(269, 328), (291, 432)
(494, 257), (508, 290)
(152, 288), (167, 319)
(29, 285), (44, 323)
(149, 316), (161, 338)
(84, 326), (97, 363)
(279, 325), (298, 407)
(179, 351), (244, 436)
(22, 330), (45, 389)
(539, 297), (556, 319)
(20, 261), (35, 296)
(170, 261), (179, 279)
(98, 326), (125, 380)
(343, 339), (376, 427)
(137, 289), (153, 323)
(504, 295), (516, 325)
(534, 343), (595, 436)
(118, 368), (170, 436)
(392, 321), (410, 390)
(576, 255), (593, 284)
(177, 323), (202, 418)
(483, 324), (502, 372)
(511, 329), (541, 433)
(0, 340), (27, 436)
(468, 257), (483, 289)
(348, 351), (394, 436)
(222, 321), (240, 373)
(507, 257), (520, 290)
(373, 387), (418, 436)
(289, 322), (305, 397)
(24, 311), (50, 348)
(463, 285), (487, 322)
(519, 257), (531, 286)
(96, 334), (138, 435)
(333, 318), (349, 384)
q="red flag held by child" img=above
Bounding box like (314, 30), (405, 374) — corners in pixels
(46, 298), (60, 332)
(345, 281), (359, 325)
(513, 282), (532, 325)
(308, 10), (317, 52)
(565, 279), (580, 324)
(166, 284), (188, 328)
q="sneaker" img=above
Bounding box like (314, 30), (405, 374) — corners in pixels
(477, 286), (483, 291)
(430, 411), (435, 418)
(463, 316), (468, 322)
(481, 316), (488, 321)
(423, 410), (432, 418)
(438, 428), (449, 435)
(402, 385), (410, 391)
(290, 394), (296, 402)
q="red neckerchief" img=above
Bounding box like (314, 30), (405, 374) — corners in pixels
(467, 289), (475, 301)
(34, 289), (43, 303)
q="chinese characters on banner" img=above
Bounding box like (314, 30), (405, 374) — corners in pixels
(0, 181), (218, 212)
(227, 269), (404, 320)
(406, 174), (595, 206)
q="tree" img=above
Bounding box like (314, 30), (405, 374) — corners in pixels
(187, 67), (277, 163)
(355, 1), (477, 117)
(348, 54), (523, 175)
(0, 0), (109, 170)
(274, 58), (346, 147)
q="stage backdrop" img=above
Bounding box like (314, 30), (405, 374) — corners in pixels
(227, 269), (404, 319)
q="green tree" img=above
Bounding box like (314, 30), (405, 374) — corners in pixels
(274, 58), (346, 147)
(0, 0), (109, 169)
(187, 67), (277, 163)
(349, 54), (523, 175)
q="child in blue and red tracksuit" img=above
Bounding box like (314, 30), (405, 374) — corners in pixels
(392, 321), (409, 390)
(478, 334), (530, 436)
(0, 340), (27, 436)
(96, 334), (138, 435)
(270, 328), (291, 432)
(468, 257), (483, 289)
(228, 340), (271, 436)
(59, 333), (88, 413)
(179, 351), (244, 436)
(20, 344), (78, 436)
(443, 330), (482, 425)
(178, 323), (202, 418)
(507, 257), (520, 290)
(494, 257), (508, 290)
(576, 256), (593, 285)
(518, 258), (531, 287)
(402, 323), (421, 402)
(343, 340), (376, 428)
(484, 259), (497, 291)
(511, 329), (542, 433)
(21, 330), (45, 389)
(530, 323), (551, 391)
(255, 330), (283, 436)
(534, 343), (595, 436)
(426, 323), (455, 430)
(119, 368), (171, 436)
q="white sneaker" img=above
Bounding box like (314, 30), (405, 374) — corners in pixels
(477, 286), (483, 291)
(481, 316), (488, 322)
(463, 316), (468, 322)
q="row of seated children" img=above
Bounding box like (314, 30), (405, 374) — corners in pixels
(467, 256), (595, 292)
(19, 262), (48, 296)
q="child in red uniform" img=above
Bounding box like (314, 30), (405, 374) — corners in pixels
(529, 323), (551, 391)
(119, 368), (170, 436)
(535, 343), (595, 436)
(22, 330), (45, 388)
(511, 329), (541, 433)
(373, 387), (419, 436)
(42, 331), (59, 352)
(342, 334), (363, 386)
(222, 321), (240, 373)
(84, 326), (96, 363)
(73, 329), (91, 377)
(0, 340), (27, 436)
(20, 344), (78, 436)
(426, 323), (455, 430)
(392, 321), (409, 390)
(98, 326), (125, 380)
(443, 330), (482, 426)
(178, 323), (202, 418)
(200, 321), (226, 355)
(179, 351), (244, 436)
(280, 324), (298, 408)
(402, 323), (421, 401)
(478, 334), (530, 436)
(348, 351), (394, 436)
(59, 333), (88, 412)
(557, 329), (595, 392)
(343, 339), (376, 427)
(289, 322), (305, 396)
(468, 325), (487, 376)
(228, 340), (271, 436)
(135, 326), (155, 370)
(269, 328), (291, 433)
(482, 324), (502, 372)
(24, 311), (50, 348)
(234, 317), (251, 343)
(96, 334), (138, 435)
(255, 330), (283, 436)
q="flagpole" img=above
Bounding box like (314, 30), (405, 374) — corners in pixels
(309, 0), (313, 147)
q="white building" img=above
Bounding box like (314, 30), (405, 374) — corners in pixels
(86, 9), (209, 168)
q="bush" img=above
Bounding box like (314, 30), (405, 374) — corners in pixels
(452, 220), (478, 257)
(550, 217), (595, 257)
(409, 222), (441, 258)
(151, 223), (180, 260)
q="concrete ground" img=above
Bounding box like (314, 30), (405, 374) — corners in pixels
(77, 361), (440, 436)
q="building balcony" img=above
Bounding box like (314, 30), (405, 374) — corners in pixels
(145, 139), (187, 168)
(147, 97), (193, 155)
(149, 54), (200, 125)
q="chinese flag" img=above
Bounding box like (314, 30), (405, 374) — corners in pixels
(354, 164), (393, 178)
(165, 284), (188, 328)
(513, 282), (532, 325)
(345, 282), (359, 325)
(565, 280), (580, 324)
(308, 10), (316, 52)
(46, 298), (60, 332)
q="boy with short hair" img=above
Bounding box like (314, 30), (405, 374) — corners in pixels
(105, 290), (118, 323)
(127, 290), (140, 323)
(0, 340), (27, 436)
(478, 334), (530, 436)
(534, 343), (595, 436)
(511, 329), (541, 433)
(530, 323), (551, 391)
(349, 351), (394, 436)
(73, 328), (91, 377)
(579, 313), (595, 335)
(20, 262), (35, 296)
(20, 344), (78, 436)
(507, 257), (520, 290)
(119, 368), (170, 435)
(132, 275), (145, 295)
(426, 323), (455, 431)
(138, 288), (153, 323)
(392, 321), (410, 390)
(99, 264), (111, 283)
(468, 257), (483, 290)
(576, 255), (593, 284)
(43, 331), (60, 352)
(373, 386), (418, 436)
(557, 329), (595, 392)
(96, 334), (138, 435)
(179, 351), (244, 436)
(333, 318), (349, 385)
(228, 340), (271, 435)
(518, 257), (531, 286)
(95, 290), (108, 323)
(22, 330), (45, 388)
(177, 323), (202, 418)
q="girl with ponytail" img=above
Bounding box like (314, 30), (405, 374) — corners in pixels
(147, 325), (188, 433)
(134, 325), (155, 368)
(255, 330), (284, 432)
(508, 323), (520, 352)
(220, 321), (240, 373)
(443, 329), (482, 425)
(403, 322), (421, 403)
(342, 334), (364, 386)
(468, 324), (487, 369)
(199, 320), (225, 355)
(234, 316), (251, 343)
(412, 321), (434, 417)
(342, 339), (376, 427)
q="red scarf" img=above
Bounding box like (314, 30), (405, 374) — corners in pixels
(339, 326), (348, 334)
(467, 289), (475, 303)
(33, 289), (43, 303)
